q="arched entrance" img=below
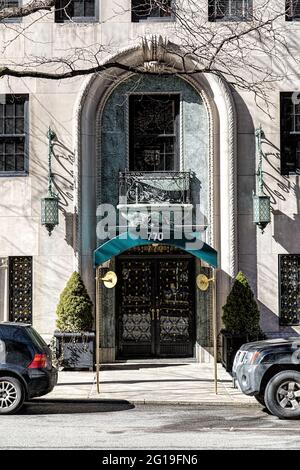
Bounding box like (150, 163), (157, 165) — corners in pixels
(75, 39), (237, 363)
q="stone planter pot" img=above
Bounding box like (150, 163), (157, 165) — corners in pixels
(54, 331), (95, 371)
(221, 330), (248, 373)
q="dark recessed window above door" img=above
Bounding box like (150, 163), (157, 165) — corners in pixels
(131, 0), (173, 22)
(129, 94), (180, 172)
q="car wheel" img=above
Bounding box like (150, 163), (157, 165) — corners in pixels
(254, 394), (266, 407)
(265, 371), (300, 419)
(0, 377), (25, 415)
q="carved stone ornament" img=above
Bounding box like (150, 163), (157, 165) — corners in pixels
(141, 35), (169, 72)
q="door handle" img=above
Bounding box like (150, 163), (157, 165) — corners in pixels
(156, 309), (160, 320)
(151, 309), (155, 321)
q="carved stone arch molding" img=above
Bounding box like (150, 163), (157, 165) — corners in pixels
(73, 42), (238, 298)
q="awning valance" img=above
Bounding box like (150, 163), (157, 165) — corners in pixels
(93, 232), (218, 268)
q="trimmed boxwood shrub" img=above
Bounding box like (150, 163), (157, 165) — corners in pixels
(56, 272), (93, 332)
(222, 271), (262, 339)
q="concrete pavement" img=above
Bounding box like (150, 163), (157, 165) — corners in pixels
(41, 361), (257, 405)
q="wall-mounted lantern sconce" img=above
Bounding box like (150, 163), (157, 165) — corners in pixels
(252, 125), (271, 233)
(41, 128), (59, 236)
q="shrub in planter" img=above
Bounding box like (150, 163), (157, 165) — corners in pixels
(221, 271), (264, 372)
(54, 272), (94, 370)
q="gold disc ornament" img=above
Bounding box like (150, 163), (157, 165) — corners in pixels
(196, 274), (210, 291)
(101, 271), (118, 288)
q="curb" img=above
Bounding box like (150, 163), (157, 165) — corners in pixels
(34, 397), (260, 407)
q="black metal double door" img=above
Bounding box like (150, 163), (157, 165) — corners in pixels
(116, 255), (195, 359)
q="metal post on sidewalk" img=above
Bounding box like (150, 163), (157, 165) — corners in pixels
(95, 266), (100, 394)
(212, 269), (218, 395)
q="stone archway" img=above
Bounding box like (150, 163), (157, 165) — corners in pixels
(73, 40), (237, 361)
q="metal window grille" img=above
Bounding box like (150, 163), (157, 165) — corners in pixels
(0, 94), (28, 175)
(279, 255), (300, 326)
(129, 94), (180, 172)
(8, 256), (33, 324)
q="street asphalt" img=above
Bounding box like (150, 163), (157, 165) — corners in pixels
(0, 401), (300, 450)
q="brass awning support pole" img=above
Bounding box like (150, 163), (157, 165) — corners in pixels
(212, 269), (218, 395)
(95, 266), (100, 393)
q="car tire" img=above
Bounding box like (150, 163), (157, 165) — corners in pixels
(265, 370), (300, 420)
(254, 394), (266, 407)
(0, 376), (25, 415)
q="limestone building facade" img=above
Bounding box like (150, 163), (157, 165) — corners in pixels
(0, 0), (299, 362)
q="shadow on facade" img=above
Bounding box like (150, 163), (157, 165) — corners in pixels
(52, 140), (77, 248)
(273, 210), (300, 252)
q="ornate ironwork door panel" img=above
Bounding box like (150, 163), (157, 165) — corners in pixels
(117, 259), (155, 358)
(157, 259), (194, 357)
(116, 254), (195, 358)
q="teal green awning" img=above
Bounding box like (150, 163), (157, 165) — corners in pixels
(94, 232), (218, 268)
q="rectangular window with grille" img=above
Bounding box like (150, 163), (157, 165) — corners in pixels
(129, 94), (180, 171)
(55, 0), (97, 22)
(9, 256), (32, 324)
(280, 92), (300, 175)
(286, 0), (300, 20)
(0, 94), (29, 176)
(132, 0), (173, 22)
(279, 255), (300, 326)
(208, 0), (252, 21)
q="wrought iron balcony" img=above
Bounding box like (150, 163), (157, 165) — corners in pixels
(118, 171), (191, 207)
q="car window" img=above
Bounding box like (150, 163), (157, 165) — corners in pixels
(0, 340), (5, 364)
(0, 326), (33, 366)
(4, 339), (32, 366)
(0, 326), (30, 343)
(25, 327), (47, 349)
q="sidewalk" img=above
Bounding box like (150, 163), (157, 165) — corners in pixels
(41, 362), (258, 406)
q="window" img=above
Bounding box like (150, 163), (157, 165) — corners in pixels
(286, 0), (300, 21)
(132, 0), (173, 22)
(0, 94), (28, 175)
(0, 0), (21, 22)
(129, 94), (180, 171)
(208, 0), (252, 22)
(280, 92), (300, 174)
(55, 0), (96, 23)
(0, 258), (8, 322)
(0, 326), (33, 366)
(9, 256), (32, 324)
(279, 255), (300, 326)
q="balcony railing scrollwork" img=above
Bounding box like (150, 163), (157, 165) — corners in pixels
(118, 171), (191, 206)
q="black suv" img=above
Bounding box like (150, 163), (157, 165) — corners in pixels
(0, 322), (57, 414)
(233, 337), (300, 419)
